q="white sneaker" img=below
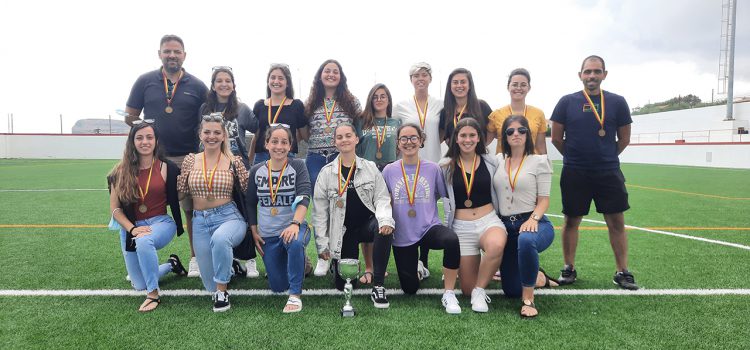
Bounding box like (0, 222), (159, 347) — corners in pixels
(441, 290), (461, 314)
(418, 260), (430, 280)
(314, 258), (330, 277)
(246, 258), (260, 278)
(470, 287), (491, 313)
(187, 257), (200, 278)
(125, 274), (131, 281)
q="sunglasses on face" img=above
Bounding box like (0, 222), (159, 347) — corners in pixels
(132, 119), (155, 125)
(504, 127), (529, 136)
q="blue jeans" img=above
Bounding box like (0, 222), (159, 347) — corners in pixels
(305, 151), (338, 194)
(253, 151), (297, 166)
(261, 223), (310, 295)
(120, 214), (177, 292)
(192, 202), (247, 292)
(500, 214), (555, 298)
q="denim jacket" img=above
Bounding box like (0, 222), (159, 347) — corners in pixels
(311, 155), (394, 259)
(438, 154), (500, 229)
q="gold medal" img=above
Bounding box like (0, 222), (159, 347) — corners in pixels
(138, 204), (148, 213)
(137, 159), (155, 214)
(267, 159), (289, 219)
(598, 129), (606, 137)
(401, 159), (421, 220)
(162, 69), (182, 114)
(459, 155), (477, 208)
(464, 199), (472, 208)
(336, 200), (344, 208)
(165, 106), (173, 114)
(270, 207), (279, 216)
(376, 151), (383, 160)
(408, 209), (417, 218)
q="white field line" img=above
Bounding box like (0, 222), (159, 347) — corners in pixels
(2, 288), (750, 297)
(0, 189), (106, 192)
(546, 214), (750, 251)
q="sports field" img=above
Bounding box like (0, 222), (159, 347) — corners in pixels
(1, 159), (749, 349)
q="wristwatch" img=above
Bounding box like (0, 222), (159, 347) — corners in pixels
(291, 220), (301, 227)
(531, 214), (540, 221)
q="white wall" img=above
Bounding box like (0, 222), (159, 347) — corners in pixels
(0, 134), (127, 159)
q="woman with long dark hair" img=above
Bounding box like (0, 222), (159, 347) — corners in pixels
(439, 118), (506, 313)
(108, 121), (187, 312)
(305, 59), (361, 277)
(439, 68), (492, 144)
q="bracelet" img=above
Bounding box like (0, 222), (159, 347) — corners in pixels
(128, 226), (136, 235)
(291, 220), (301, 227)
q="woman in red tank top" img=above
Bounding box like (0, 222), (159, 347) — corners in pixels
(108, 121), (187, 312)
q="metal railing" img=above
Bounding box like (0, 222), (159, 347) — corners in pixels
(632, 128), (748, 144)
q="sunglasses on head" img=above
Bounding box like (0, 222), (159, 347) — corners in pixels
(504, 127), (529, 136)
(270, 123), (290, 129)
(212, 66), (233, 72)
(132, 119), (155, 125)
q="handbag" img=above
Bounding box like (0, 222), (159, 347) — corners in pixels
(230, 161), (256, 260)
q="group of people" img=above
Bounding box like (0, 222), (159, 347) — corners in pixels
(108, 34), (638, 318)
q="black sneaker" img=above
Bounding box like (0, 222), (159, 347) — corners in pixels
(212, 290), (231, 312)
(558, 266), (577, 285)
(371, 286), (389, 309)
(613, 270), (639, 290)
(168, 254), (187, 276)
(232, 259), (247, 277)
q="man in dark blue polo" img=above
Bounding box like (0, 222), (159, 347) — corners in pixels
(125, 34), (208, 277)
(550, 55), (638, 290)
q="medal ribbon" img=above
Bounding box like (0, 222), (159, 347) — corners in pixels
(337, 159), (356, 197)
(400, 159), (421, 206)
(582, 90), (605, 130)
(267, 159), (288, 207)
(202, 152), (221, 195)
(267, 96), (287, 125)
(161, 69), (184, 108)
(508, 104), (527, 117)
(138, 158), (155, 204)
(459, 154), (477, 199)
(453, 104), (467, 127)
(374, 121), (386, 153)
(506, 156), (527, 192)
(413, 96), (428, 129)
(323, 99), (336, 125)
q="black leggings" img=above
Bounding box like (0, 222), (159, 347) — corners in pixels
(392, 225), (460, 295)
(332, 216), (392, 290)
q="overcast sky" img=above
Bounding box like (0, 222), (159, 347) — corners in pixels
(1, 0), (748, 133)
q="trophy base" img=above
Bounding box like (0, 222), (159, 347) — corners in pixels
(341, 306), (356, 317)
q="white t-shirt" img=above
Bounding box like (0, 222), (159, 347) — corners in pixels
(393, 95), (444, 163)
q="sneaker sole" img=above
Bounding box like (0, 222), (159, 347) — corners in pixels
(213, 305), (231, 312)
(612, 280), (639, 290)
(371, 296), (390, 309)
(445, 308), (462, 314)
(246, 272), (260, 278)
(471, 306), (489, 313)
(187, 272), (200, 278)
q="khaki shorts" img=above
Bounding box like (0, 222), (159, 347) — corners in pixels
(165, 155), (193, 212)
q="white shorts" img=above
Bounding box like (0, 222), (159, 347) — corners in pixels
(452, 211), (506, 256)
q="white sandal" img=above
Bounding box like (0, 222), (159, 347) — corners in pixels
(283, 296), (302, 313)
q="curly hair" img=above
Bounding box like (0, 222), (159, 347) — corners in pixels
(304, 59), (360, 119)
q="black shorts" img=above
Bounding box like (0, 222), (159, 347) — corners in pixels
(560, 166), (629, 216)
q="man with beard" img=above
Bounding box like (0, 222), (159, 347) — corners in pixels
(550, 55), (638, 290)
(125, 34), (208, 278)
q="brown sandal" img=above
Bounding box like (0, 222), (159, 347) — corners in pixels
(139, 297), (161, 313)
(520, 299), (537, 318)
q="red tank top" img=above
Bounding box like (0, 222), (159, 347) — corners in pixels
(134, 159), (168, 220)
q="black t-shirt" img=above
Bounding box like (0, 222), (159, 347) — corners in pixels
(439, 100), (492, 142)
(341, 165), (373, 228)
(252, 99), (307, 154)
(452, 157), (492, 209)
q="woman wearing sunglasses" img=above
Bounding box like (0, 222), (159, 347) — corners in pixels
(252, 64), (307, 165)
(108, 120), (187, 312)
(493, 115), (555, 318)
(311, 122), (394, 308)
(305, 59), (362, 277)
(247, 124), (311, 313)
(439, 118), (506, 313)
(487, 68), (548, 155)
(382, 123), (462, 314)
(177, 114), (249, 312)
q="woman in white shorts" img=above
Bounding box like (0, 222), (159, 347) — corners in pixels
(440, 118), (507, 313)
